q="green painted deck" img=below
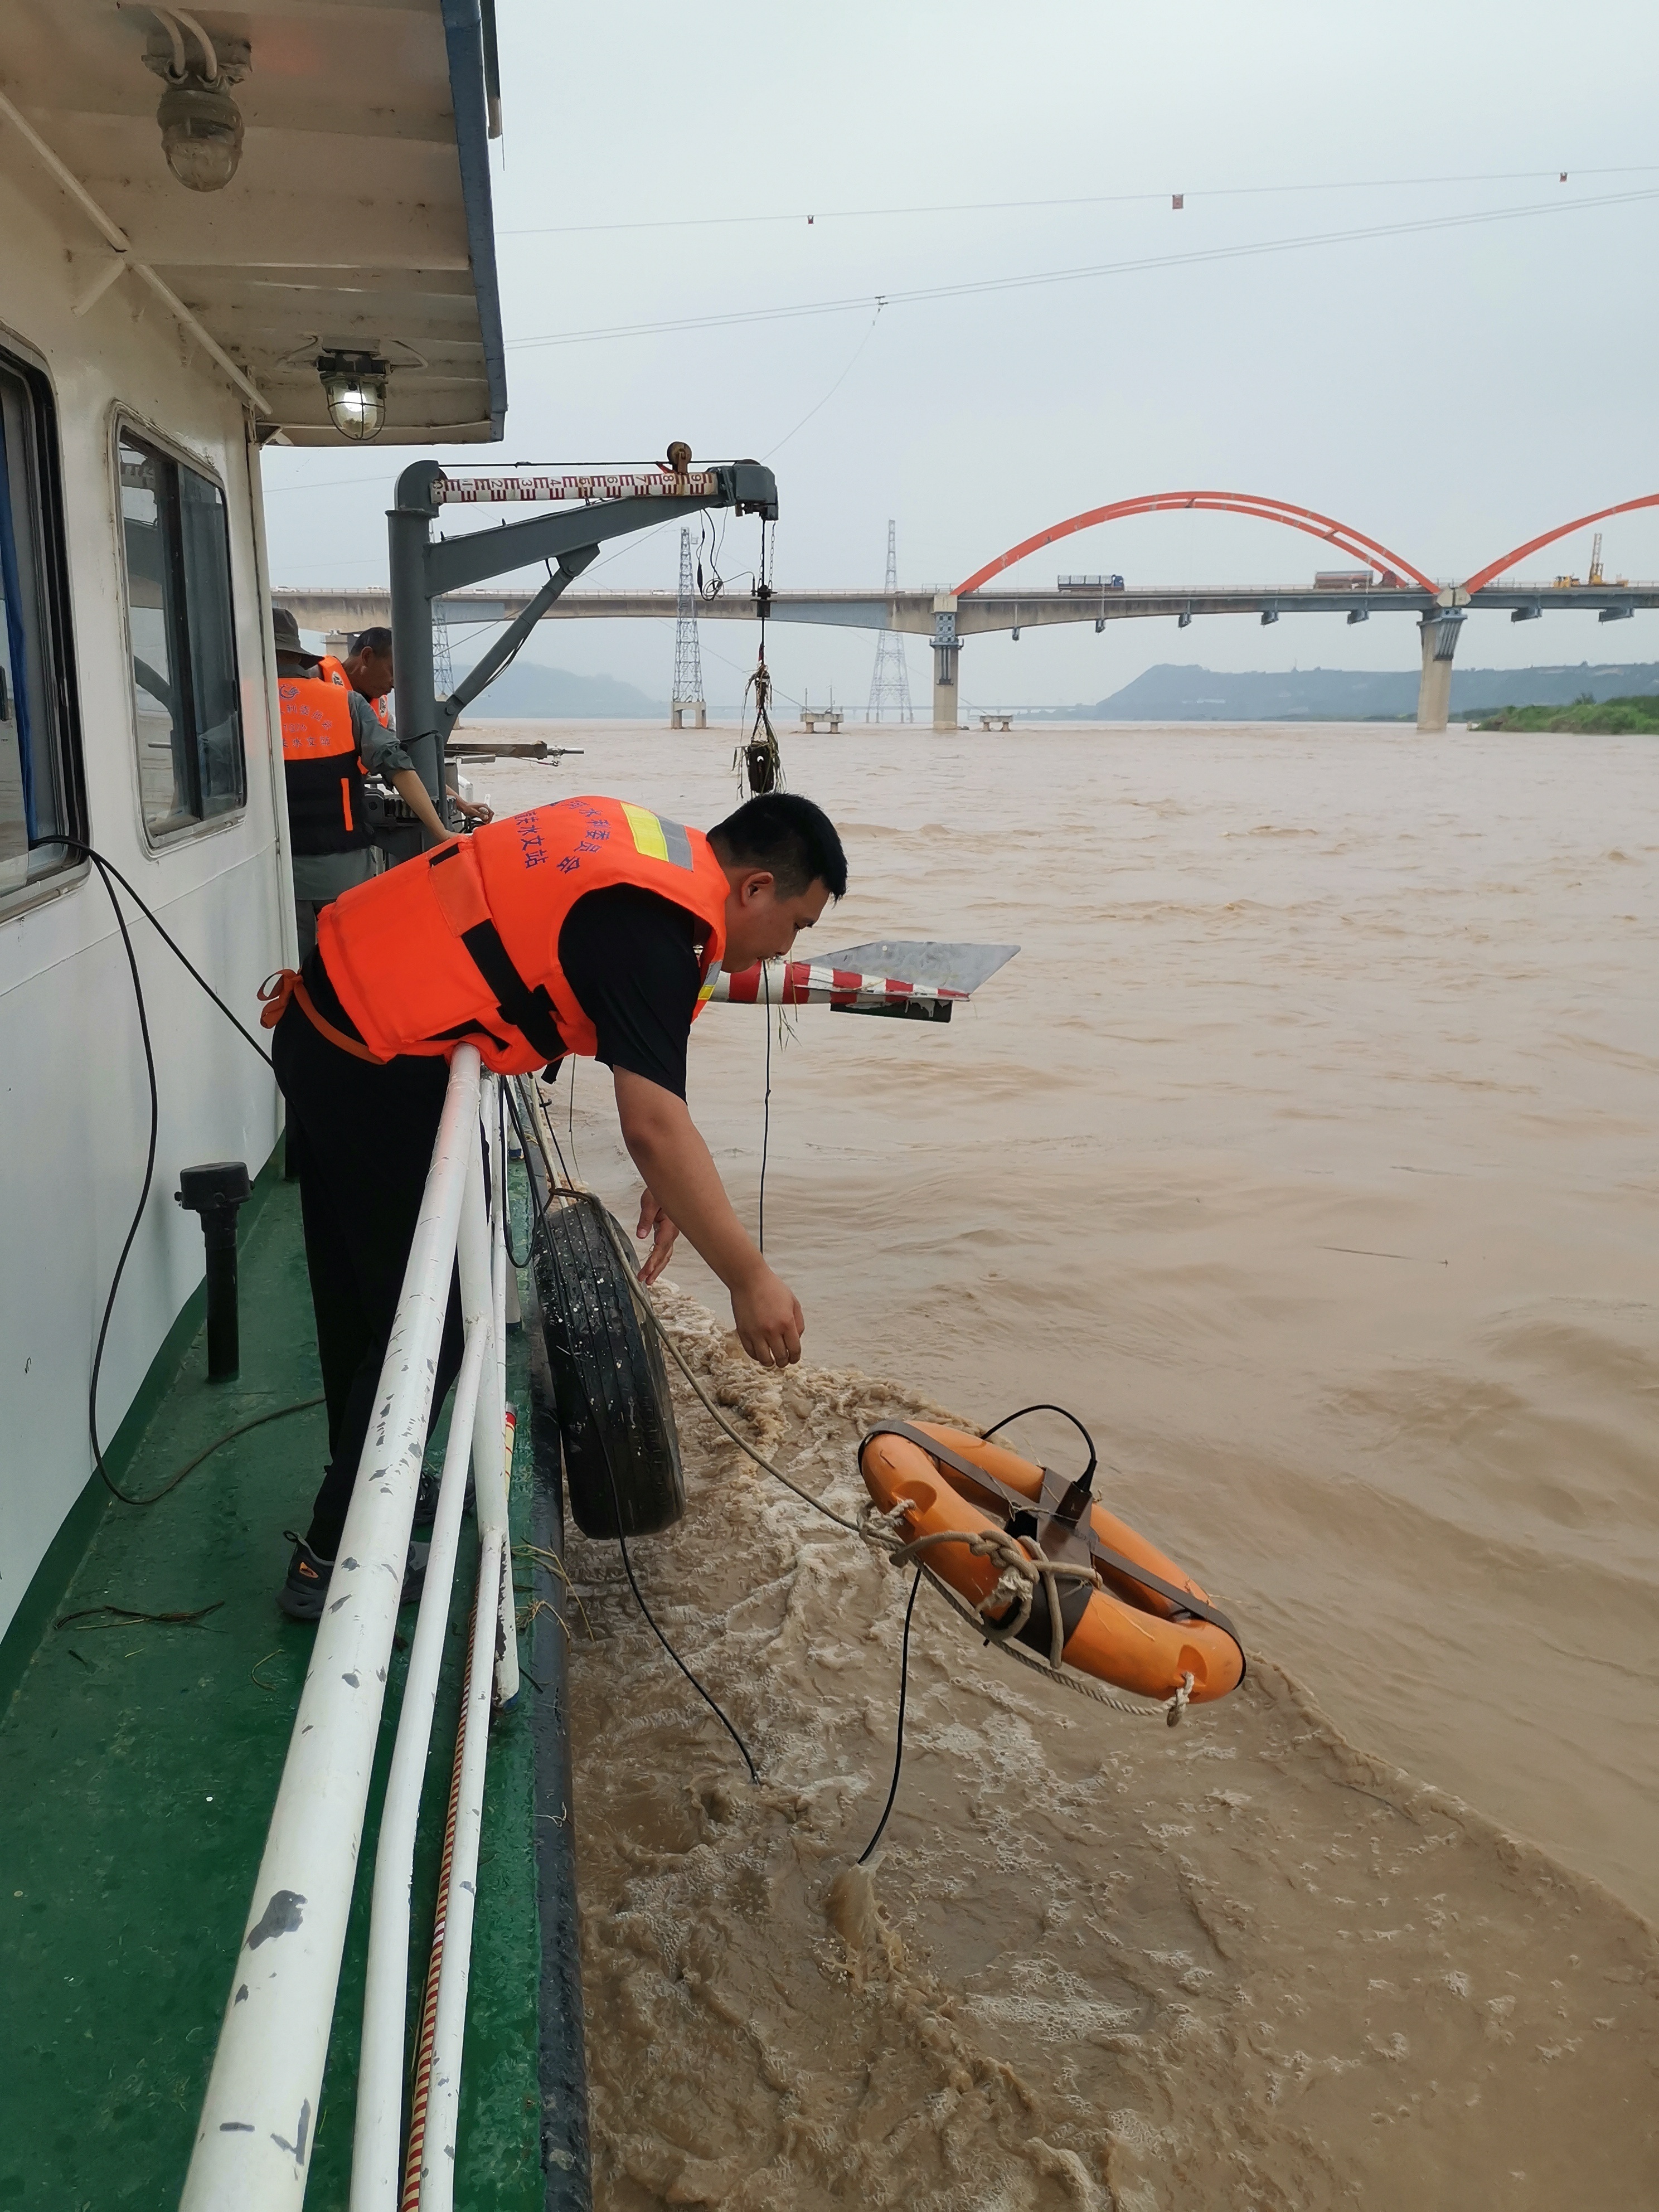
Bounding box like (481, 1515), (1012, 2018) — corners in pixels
(0, 1176), (549, 2210)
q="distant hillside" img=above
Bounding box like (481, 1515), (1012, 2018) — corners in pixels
(453, 657), (663, 719)
(1041, 661), (1659, 722)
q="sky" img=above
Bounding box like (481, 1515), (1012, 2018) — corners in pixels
(261, 0), (1659, 713)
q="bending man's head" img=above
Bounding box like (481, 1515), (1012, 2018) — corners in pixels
(343, 626), (395, 702)
(708, 793), (847, 969)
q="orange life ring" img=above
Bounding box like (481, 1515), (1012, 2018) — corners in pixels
(859, 1420), (1244, 1705)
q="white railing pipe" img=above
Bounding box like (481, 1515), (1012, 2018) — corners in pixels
(412, 1526), (505, 2212)
(350, 1312), (491, 2211)
(181, 1047), (484, 2211)
(457, 1097), (519, 1706)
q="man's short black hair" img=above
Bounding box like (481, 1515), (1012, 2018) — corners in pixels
(708, 792), (847, 899)
(349, 627), (394, 658)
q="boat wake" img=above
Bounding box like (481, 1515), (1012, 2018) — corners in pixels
(564, 1284), (1658, 2210)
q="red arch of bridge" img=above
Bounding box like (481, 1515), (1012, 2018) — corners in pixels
(1462, 493), (1659, 593)
(953, 491), (1438, 598)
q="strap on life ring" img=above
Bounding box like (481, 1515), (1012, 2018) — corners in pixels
(861, 1419), (1242, 1648)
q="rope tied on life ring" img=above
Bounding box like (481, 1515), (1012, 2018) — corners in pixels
(857, 1504), (1197, 1726)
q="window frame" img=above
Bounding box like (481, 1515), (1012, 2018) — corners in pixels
(0, 325), (87, 918)
(113, 411), (248, 851)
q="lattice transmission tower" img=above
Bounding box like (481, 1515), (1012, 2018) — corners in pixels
(865, 518), (914, 722)
(671, 526), (706, 727)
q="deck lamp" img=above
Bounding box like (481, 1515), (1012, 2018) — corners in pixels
(318, 352), (390, 442)
(156, 73), (244, 190)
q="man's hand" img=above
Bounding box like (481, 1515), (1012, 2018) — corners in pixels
(635, 1189), (680, 1286)
(612, 1068), (808, 1369)
(450, 792), (494, 825)
(730, 1261), (804, 1368)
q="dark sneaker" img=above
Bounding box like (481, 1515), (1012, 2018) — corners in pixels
(277, 1530), (333, 1622)
(414, 1466), (440, 1534)
(413, 1466), (474, 1532)
(277, 1531), (426, 1623)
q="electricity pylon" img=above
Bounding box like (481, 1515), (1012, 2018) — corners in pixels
(865, 519), (914, 722)
(671, 527), (706, 728)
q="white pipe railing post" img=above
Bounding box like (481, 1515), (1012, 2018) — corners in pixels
(350, 1313), (490, 2212)
(181, 1048), (484, 2212)
(458, 1093), (519, 1708)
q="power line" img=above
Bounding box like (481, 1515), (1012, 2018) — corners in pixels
(497, 163), (1659, 240)
(505, 185), (1659, 351)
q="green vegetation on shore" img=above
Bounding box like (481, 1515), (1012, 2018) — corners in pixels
(1472, 695), (1659, 734)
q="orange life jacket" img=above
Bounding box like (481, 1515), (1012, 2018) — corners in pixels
(279, 653), (371, 855)
(316, 794), (730, 1074)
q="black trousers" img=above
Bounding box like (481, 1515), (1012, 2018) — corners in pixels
(270, 1001), (465, 1558)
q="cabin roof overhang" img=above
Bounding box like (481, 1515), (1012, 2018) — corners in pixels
(0, 1), (507, 444)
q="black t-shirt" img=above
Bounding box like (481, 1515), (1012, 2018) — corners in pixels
(556, 883), (703, 1098)
(308, 878), (704, 1095)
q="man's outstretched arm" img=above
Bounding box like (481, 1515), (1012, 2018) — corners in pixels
(612, 1066), (804, 1367)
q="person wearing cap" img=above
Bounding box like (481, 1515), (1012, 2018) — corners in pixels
(339, 627), (495, 832)
(272, 608), (450, 958)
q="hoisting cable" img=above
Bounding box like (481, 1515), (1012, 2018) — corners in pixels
(738, 518), (781, 795)
(505, 1079), (759, 1780)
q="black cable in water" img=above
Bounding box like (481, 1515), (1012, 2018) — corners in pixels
(857, 1563), (924, 1864)
(604, 1452), (759, 1785)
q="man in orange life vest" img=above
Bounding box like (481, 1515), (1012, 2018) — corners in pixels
(273, 607), (449, 957)
(264, 788), (847, 1621)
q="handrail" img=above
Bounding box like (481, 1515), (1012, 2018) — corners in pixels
(181, 1046), (521, 2209)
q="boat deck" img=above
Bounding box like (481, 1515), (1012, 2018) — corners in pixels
(0, 1170), (570, 2208)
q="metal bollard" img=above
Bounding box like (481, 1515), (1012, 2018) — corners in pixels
(175, 1161), (252, 1381)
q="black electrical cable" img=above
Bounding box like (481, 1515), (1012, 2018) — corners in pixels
(508, 1080), (759, 1782)
(61, 840), (273, 1066)
(981, 1401), (1099, 1493)
(497, 1084), (532, 1270)
(75, 843), (307, 1506)
(84, 845), (167, 1505)
(113, 1396), (327, 1511)
(856, 1563), (924, 1864)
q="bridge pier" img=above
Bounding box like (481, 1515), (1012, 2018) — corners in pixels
(931, 594), (960, 731)
(1415, 602), (1466, 732)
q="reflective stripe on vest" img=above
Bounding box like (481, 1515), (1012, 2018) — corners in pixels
(316, 794), (730, 1075)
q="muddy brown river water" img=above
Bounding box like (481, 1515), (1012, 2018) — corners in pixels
(478, 719), (1658, 2207)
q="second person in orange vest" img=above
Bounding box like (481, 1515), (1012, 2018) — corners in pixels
(273, 607), (450, 958)
(263, 789), (848, 1621)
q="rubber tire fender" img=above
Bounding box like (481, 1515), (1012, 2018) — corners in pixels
(532, 1197), (686, 1540)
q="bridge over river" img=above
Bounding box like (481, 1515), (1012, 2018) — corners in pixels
(277, 487), (1659, 733)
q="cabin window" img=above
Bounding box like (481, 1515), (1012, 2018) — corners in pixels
(118, 428), (245, 839)
(0, 345), (85, 900)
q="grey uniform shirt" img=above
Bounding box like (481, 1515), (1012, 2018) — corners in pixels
(290, 691), (415, 903)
